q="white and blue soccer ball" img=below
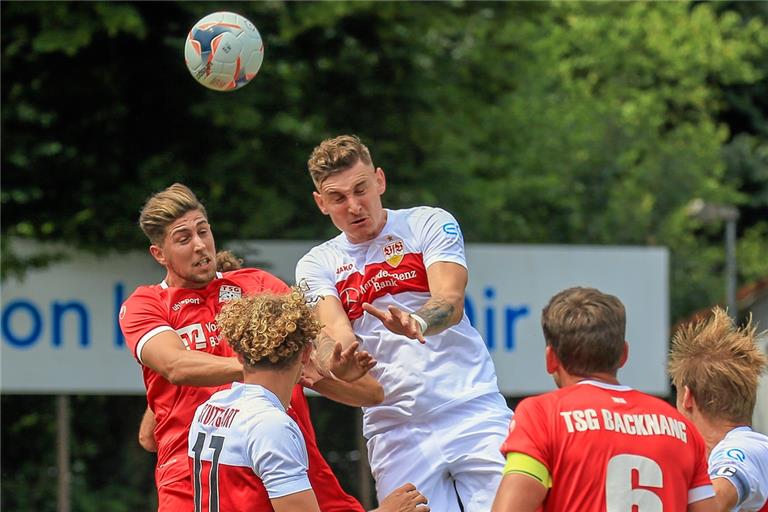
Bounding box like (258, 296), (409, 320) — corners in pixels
(184, 12), (264, 92)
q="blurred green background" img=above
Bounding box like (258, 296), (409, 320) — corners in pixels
(2, 1), (767, 510)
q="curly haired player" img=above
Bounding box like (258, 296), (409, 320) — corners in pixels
(189, 288), (429, 511)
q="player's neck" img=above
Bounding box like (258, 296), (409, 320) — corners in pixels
(695, 414), (750, 456)
(561, 371), (620, 388)
(243, 370), (296, 410)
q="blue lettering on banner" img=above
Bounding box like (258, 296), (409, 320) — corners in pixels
(1, 283), (129, 350)
(2, 300), (43, 348)
(114, 282), (125, 347)
(52, 301), (90, 347)
(464, 286), (530, 351)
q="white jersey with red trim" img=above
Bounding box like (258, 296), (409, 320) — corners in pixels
(188, 383), (311, 511)
(296, 206), (501, 437)
(708, 426), (768, 511)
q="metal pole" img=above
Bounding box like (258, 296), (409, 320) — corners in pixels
(356, 407), (373, 509)
(57, 395), (71, 512)
(725, 217), (738, 320)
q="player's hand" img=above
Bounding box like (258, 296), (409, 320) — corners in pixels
(362, 303), (426, 344)
(328, 339), (377, 382)
(298, 347), (325, 388)
(374, 483), (430, 512)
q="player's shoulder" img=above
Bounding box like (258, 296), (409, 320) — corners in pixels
(221, 268), (288, 293)
(714, 428), (768, 459)
(299, 234), (346, 263)
(121, 283), (167, 315)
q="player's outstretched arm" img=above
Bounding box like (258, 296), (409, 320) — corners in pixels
(688, 496), (718, 512)
(313, 296), (361, 377)
(362, 262), (467, 343)
(271, 489), (321, 512)
(141, 330), (243, 386)
(491, 473), (547, 512)
(372, 483), (430, 512)
(138, 406), (157, 452)
(711, 478), (738, 512)
(311, 374), (384, 407)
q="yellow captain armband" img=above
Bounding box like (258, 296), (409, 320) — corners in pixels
(503, 452), (552, 489)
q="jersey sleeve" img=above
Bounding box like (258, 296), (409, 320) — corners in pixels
(709, 442), (765, 508)
(688, 425), (716, 504)
(295, 250), (339, 301)
(248, 413), (312, 499)
(119, 287), (173, 365)
(407, 207), (467, 270)
(499, 397), (551, 473)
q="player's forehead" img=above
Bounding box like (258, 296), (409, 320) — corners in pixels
(166, 209), (209, 235)
(319, 161), (375, 195)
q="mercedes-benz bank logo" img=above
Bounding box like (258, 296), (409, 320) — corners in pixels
(340, 287), (361, 304)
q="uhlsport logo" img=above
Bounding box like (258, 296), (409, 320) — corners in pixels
(383, 238), (404, 268)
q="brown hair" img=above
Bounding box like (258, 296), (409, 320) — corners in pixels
(541, 287), (626, 376)
(215, 250), (243, 272)
(216, 287), (322, 371)
(307, 134), (373, 188)
(669, 307), (766, 423)
(138, 183), (207, 245)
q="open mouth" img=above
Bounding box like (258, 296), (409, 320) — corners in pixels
(194, 257), (211, 267)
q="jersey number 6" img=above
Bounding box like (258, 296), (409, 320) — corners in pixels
(605, 454), (663, 512)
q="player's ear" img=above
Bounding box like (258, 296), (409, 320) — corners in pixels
(545, 345), (559, 375)
(149, 244), (166, 266)
(375, 167), (386, 195)
(313, 191), (329, 215)
(680, 385), (696, 411)
(617, 341), (629, 369)
(300, 344), (313, 365)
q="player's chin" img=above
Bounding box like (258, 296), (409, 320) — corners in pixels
(190, 266), (216, 283)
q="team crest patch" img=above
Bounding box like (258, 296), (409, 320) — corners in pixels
(383, 238), (405, 268)
(219, 285), (242, 303)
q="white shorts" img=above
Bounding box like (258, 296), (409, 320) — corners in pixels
(366, 392), (512, 512)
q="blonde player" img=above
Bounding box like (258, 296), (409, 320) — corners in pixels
(669, 307), (768, 512)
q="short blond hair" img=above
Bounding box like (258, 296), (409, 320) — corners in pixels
(541, 287), (626, 376)
(669, 307), (766, 423)
(216, 287), (321, 370)
(307, 134), (373, 188)
(138, 183), (207, 244)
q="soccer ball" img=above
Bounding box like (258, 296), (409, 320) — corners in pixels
(184, 12), (264, 92)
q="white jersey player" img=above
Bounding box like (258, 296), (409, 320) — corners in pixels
(297, 135), (512, 512)
(670, 307), (768, 512)
(708, 427), (768, 512)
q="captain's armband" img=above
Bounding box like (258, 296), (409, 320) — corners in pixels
(503, 452), (552, 489)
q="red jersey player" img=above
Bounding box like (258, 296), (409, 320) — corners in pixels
(491, 287), (717, 512)
(120, 183), (381, 511)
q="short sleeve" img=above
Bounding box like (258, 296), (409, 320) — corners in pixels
(119, 288), (173, 365)
(248, 414), (312, 499)
(296, 250), (339, 301)
(708, 443), (765, 508)
(407, 207), (466, 270)
(499, 397), (551, 471)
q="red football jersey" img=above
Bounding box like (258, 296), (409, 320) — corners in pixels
(121, 269), (363, 511)
(500, 380), (714, 511)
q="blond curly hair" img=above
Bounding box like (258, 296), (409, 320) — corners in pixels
(216, 287), (321, 370)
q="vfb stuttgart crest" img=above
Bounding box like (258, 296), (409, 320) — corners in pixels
(383, 239), (405, 268)
(219, 285), (242, 303)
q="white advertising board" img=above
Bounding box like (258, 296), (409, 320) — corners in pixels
(1, 242), (668, 395)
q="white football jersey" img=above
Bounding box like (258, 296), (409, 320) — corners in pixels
(708, 426), (768, 511)
(296, 206), (502, 437)
(188, 383), (311, 505)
